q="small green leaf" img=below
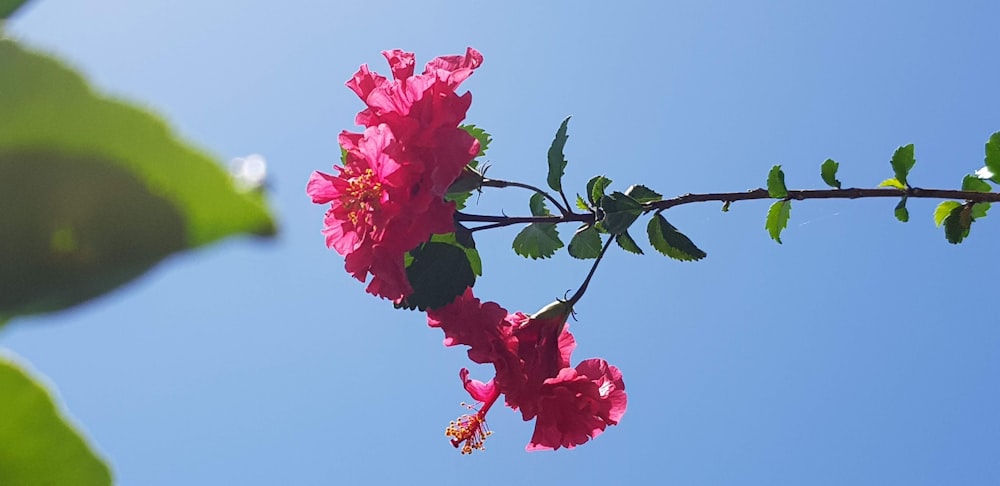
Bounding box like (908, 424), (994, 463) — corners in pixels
(401, 242), (476, 311)
(934, 201), (962, 227)
(528, 192), (551, 217)
(985, 131), (1000, 182)
(890, 143), (916, 187)
(624, 184), (663, 204)
(646, 214), (706, 261)
(340, 145), (348, 164)
(586, 175), (612, 206)
(765, 200), (792, 244)
(546, 116), (571, 192)
(767, 165), (788, 198)
(942, 205), (972, 244)
(574, 194), (590, 211)
(0, 355), (112, 486)
(961, 174), (991, 193)
(972, 202), (991, 219)
(567, 225), (602, 259)
(1, 0), (30, 19)
(512, 223), (563, 259)
(894, 197), (909, 222)
(721, 201), (731, 212)
(599, 191), (643, 235)
(615, 230), (644, 255)
(445, 190), (473, 210)
(821, 159), (842, 189)
(878, 178), (907, 190)
(461, 124), (492, 158)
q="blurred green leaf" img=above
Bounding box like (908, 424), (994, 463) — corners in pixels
(821, 159), (841, 189)
(894, 197), (909, 223)
(878, 178), (907, 190)
(546, 116), (571, 192)
(624, 184), (662, 204)
(767, 165), (788, 198)
(934, 201), (962, 227)
(961, 174), (991, 193)
(586, 175), (612, 206)
(599, 191), (643, 235)
(0, 354), (112, 486)
(765, 200), (792, 244)
(972, 202), (991, 219)
(615, 230), (643, 255)
(461, 124), (491, 158)
(890, 143), (915, 187)
(985, 131), (1000, 182)
(400, 242), (476, 311)
(567, 225), (602, 259)
(942, 205), (972, 244)
(0, 40), (275, 321)
(512, 223), (563, 259)
(646, 214), (706, 261)
(0, 0), (30, 19)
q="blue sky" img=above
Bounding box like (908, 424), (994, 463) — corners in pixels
(4, 1), (1000, 484)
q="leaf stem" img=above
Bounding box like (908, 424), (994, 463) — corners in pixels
(568, 236), (614, 306)
(480, 178), (571, 216)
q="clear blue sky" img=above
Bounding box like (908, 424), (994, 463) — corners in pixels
(4, 1), (1000, 484)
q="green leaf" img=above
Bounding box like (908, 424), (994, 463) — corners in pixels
(615, 230), (644, 255)
(574, 194), (590, 211)
(624, 184), (663, 204)
(942, 205), (972, 244)
(934, 201), (962, 227)
(512, 223), (563, 259)
(546, 116), (571, 192)
(400, 242), (476, 311)
(821, 159), (842, 189)
(599, 191), (643, 235)
(646, 214), (706, 261)
(430, 229), (481, 276)
(961, 174), (992, 193)
(567, 225), (602, 259)
(890, 143), (915, 187)
(528, 192), (551, 217)
(461, 124), (492, 158)
(985, 131), (1000, 182)
(445, 190), (473, 211)
(878, 178), (907, 190)
(767, 165), (788, 198)
(972, 202), (991, 219)
(894, 197), (909, 223)
(765, 200), (792, 244)
(586, 175), (612, 206)
(0, 354), (112, 485)
(0, 0), (30, 19)
(0, 40), (276, 321)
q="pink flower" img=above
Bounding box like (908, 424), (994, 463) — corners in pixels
(308, 48), (483, 301)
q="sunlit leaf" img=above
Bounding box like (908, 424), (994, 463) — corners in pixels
(461, 124), (491, 158)
(961, 174), (991, 193)
(624, 184), (662, 204)
(878, 178), (907, 190)
(646, 214), (706, 261)
(985, 131), (1000, 183)
(890, 143), (915, 187)
(934, 201), (962, 227)
(821, 159), (841, 189)
(546, 116), (571, 192)
(767, 165), (788, 198)
(567, 225), (602, 259)
(0, 354), (112, 486)
(765, 200), (792, 244)
(575, 194), (590, 211)
(586, 175), (612, 206)
(972, 202), (991, 219)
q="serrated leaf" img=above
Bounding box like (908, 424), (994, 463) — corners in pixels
(767, 165), (788, 198)
(972, 202), (991, 219)
(567, 225), (602, 259)
(985, 131), (1000, 182)
(934, 200), (962, 227)
(512, 223), (563, 259)
(0, 0), (30, 19)
(646, 214), (706, 261)
(528, 192), (551, 217)
(890, 143), (915, 187)
(445, 190), (473, 210)
(765, 200), (792, 244)
(0, 40), (275, 321)
(586, 175), (612, 206)
(461, 124), (491, 158)
(878, 178), (907, 190)
(943, 205), (972, 244)
(431, 229), (481, 276)
(400, 242), (476, 311)
(546, 116), (571, 192)
(894, 197), (909, 222)
(575, 194), (590, 211)
(599, 191), (643, 235)
(615, 230), (644, 255)
(624, 184), (662, 204)
(961, 174), (991, 193)
(0, 354), (112, 486)
(821, 159), (841, 189)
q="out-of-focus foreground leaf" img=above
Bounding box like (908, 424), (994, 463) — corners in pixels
(0, 0), (31, 20)
(0, 40), (276, 321)
(0, 353), (112, 486)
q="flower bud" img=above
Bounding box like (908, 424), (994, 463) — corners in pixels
(446, 165), (485, 194)
(529, 299), (573, 321)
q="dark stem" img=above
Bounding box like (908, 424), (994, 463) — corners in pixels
(568, 236), (615, 306)
(480, 178), (571, 216)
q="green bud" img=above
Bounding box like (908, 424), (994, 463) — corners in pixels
(446, 165), (485, 194)
(530, 299), (573, 320)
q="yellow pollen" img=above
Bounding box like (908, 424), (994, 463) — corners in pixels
(445, 408), (493, 455)
(344, 168), (383, 226)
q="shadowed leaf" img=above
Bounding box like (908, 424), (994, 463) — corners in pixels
(647, 214), (706, 261)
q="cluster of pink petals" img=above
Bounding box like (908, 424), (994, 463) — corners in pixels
(307, 48), (483, 302)
(427, 289), (627, 451)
